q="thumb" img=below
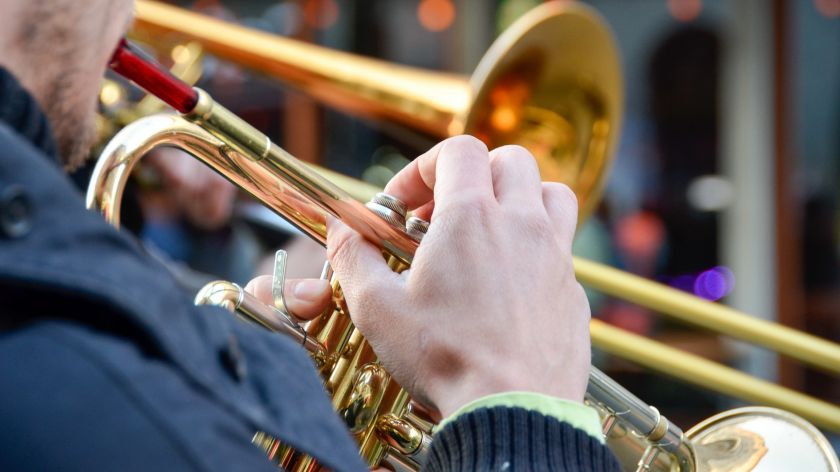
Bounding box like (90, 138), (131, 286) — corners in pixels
(326, 218), (401, 328)
(244, 275), (331, 321)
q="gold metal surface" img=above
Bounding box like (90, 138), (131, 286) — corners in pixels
(130, 0), (622, 219)
(688, 407), (840, 472)
(375, 414), (428, 456)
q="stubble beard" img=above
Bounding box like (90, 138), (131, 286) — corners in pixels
(42, 67), (98, 171)
(18, 1), (113, 171)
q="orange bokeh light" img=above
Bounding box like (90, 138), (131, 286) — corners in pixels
(418, 0), (456, 32)
(815, 0), (840, 17)
(304, 0), (339, 30)
(667, 0), (702, 22)
(490, 106), (518, 133)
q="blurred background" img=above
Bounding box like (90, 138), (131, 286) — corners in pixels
(82, 0), (839, 451)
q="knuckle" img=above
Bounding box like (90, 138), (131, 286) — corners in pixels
(491, 145), (539, 175)
(550, 182), (578, 207)
(326, 227), (358, 263)
(492, 144), (536, 163)
(438, 136), (489, 165)
(544, 182), (579, 223)
(445, 135), (489, 154)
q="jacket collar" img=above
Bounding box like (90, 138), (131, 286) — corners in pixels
(0, 67), (58, 162)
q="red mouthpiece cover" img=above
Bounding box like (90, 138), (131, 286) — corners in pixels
(109, 39), (199, 113)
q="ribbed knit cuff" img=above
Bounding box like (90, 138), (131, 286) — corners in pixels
(423, 406), (621, 472)
(437, 392), (603, 443)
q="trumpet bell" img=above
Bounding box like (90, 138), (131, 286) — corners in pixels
(687, 407), (840, 472)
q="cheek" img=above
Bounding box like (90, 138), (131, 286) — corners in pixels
(89, 1), (135, 66)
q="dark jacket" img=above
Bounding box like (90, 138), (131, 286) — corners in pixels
(0, 68), (620, 471)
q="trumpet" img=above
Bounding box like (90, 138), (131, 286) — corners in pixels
(125, 0), (840, 379)
(87, 2), (840, 471)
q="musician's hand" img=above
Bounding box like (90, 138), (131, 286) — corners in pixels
(326, 136), (591, 419)
(245, 276), (331, 321)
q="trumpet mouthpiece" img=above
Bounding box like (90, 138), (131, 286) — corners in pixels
(109, 38), (199, 113)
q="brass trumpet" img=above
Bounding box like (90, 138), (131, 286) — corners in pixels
(87, 2), (840, 471)
(126, 0), (840, 379)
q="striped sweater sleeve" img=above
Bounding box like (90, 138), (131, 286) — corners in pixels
(423, 406), (622, 471)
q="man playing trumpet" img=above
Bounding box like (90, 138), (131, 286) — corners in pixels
(0, 0), (618, 470)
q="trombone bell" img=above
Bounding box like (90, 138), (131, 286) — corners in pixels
(130, 0), (622, 219)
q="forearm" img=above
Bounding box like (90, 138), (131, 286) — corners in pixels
(424, 406), (621, 472)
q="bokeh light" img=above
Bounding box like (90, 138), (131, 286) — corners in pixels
(694, 266), (735, 301)
(99, 81), (124, 108)
(615, 211), (666, 261)
(667, 0), (702, 22)
(686, 175), (735, 212)
(418, 0), (456, 32)
(304, 0), (339, 30)
(664, 266), (735, 301)
(815, 0), (840, 17)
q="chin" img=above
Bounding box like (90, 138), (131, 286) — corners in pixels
(48, 77), (101, 172)
(57, 113), (97, 172)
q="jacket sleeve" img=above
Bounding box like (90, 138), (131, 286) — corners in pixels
(422, 406), (622, 471)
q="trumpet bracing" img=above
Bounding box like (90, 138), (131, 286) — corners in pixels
(88, 20), (839, 472)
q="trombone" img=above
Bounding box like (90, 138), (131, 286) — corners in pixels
(89, 1), (840, 470)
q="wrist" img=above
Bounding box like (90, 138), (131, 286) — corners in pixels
(430, 370), (586, 418)
(436, 392), (603, 443)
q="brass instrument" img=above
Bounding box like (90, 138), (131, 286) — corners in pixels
(87, 2), (840, 471)
(129, 0), (621, 221)
(129, 0), (840, 377)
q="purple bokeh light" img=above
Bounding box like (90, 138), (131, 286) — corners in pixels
(664, 266), (736, 301)
(670, 275), (695, 293)
(693, 266), (735, 301)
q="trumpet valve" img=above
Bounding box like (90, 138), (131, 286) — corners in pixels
(406, 216), (430, 242)
(366, 192), (408, 228)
